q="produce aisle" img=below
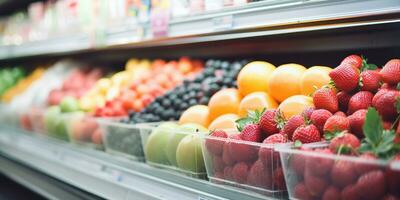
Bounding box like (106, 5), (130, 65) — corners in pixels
(0, 0), (399, 200)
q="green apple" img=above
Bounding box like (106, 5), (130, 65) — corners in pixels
(176, 133), (206, 173)
(60, 96), (80, 113)
(144, 122), (179, 165)
(165, 123), (208, 166)
(44, 106), (61, 134)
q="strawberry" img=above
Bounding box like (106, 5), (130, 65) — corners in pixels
(228, 134), (257, 162)
(329, 64), (360, 92)
(259, 109), (280, 136)
(372, 88), (389, 106)
(348, 91), (374, 115)
(205, 130), (228, 156)
(240, 124), (263, 142)
(273, 167), (286, 190)
(292, 124), (321, 144)
(302, 107), (315, 120)
(323, 115), (350, 134)
(282, 115), (304, 140)
(259, 134), (287, 167)
(341, 184), (361, 200)
(360, 70), (381, 92)
(334, 111), (347, 117)
(380, 59), (400, 84)
(381, 83), (396, 90)
(305, 148), (333, 177)
(328, 132), (360, 153)
(330, 160), (358, 188)
(304, 169), (329, 197)
(294, 182), (314, 200)
(222, 142), (235, 166)
(313, 87), (339, 113)
(386, 155), (400, 196)
(290, 152), (307, 177)
(337, 91), (352, 112)
(355, 152), (378, 175)
(372, 89), (400, 120)
(213, 156), (225, 173)
(383, 121), (393, 130)
(356, 170), (386, 200)
(214, 172), (224, 182)
(232, 162), (250, 184)
(348, 109), (367, 138)
(311, 109), (333, 133)
(322, 186), (341, 200)
(247, 160), (273, 189)
(341, 54), (363, 69)
(223, 166), (233, 180)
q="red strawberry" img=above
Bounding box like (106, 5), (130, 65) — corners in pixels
(381, 83), (396, 90)
(348, 91), (374, 115)
(311, 109), (333, 133)
(205, 130), (228, 156)
(355, 152), (378, 175)
(331, 160), (358, 188)
(380, 59), (400, 84)
(322, 186), (341, 200)
(323, 115), (350, 133)
(247, 160), (273, 189)
(294, 182), (314, 200)
(228, 134), (257, 162)
(259, 109), (280, 136)
(383, 121), (392, 130)
(222, 142), (235, 166)
(341, 184), (360, 200)
(273, 167), (286, 190)
(313, 87), (339, 113)
(223, 166), (233, 180)
(348, 109), (367, 138)
(232, 162), (250, 184)
(341, 54), (363, 69)
(282, 115), (305, 140)
(386, 155), (400, 196)
(213, 156), (225, 173)
(304, 169), (329, 197)
(334, 111), (347, 117)
(240, 124), (263, 142)
(305, 148), (333, 177)
(302, 107), (315, 120)
(372, 89), (400, 120)
(292, 124), (321, 144)
(360, 70), (381, 92)
(337, 91), (352, 112)
(356, 170), (386, 200)
(214, 172), (224, 182)
(259, 134), (287, 167)
(328, 132), (360, 153)
(291, 152), (307, 176)
(372, 88), (388, 106)
(329, 64), (360, 92)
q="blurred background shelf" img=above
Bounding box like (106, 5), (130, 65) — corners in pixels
(0, 126), (278, 200)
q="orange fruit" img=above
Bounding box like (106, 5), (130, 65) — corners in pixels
(208, 113), (239, 131)
(179, 105), (210, 127)
(237, 61), (276, 96)
(300, 66), (333, 96)
(278, 95), (314, 120)
(208, 88), (241, 120)
(238, 92), (278, 117)
(268, 63), (307, 102)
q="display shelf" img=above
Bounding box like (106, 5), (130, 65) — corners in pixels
(0, 126), (278, 200)
(1, 0), (399, 60)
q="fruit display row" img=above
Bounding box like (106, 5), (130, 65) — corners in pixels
(0, 67), (26, 98)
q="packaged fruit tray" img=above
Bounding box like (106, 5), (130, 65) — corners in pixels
(201, 133), (287, 199)
(137, 122), (208, 179)
(26, 108), (47, 135)
(277, 142), (400, 200)
(98, 120), (145, 161)
(0, 104), (21, 128)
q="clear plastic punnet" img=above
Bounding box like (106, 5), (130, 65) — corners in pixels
(277, 142), (400, 200)
(138, 122), (208, 179)
(201, 132), (287, 199)
(99, 120), (145, 161)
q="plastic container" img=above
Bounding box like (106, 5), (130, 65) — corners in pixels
(99, 120), (144, 161)
(65, 114), (105, 150)
(27, 108), (47, 135)
(277, 142), (400, 200)
(0, 104), (21, 128)
(201, 133), (287, 199)
(138, 122), (207, 179)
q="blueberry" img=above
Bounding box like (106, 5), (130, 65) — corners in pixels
(199, 97), (209, 105)
(180, 102), (189, 110)
(162, 99), (171, 107)
(221, 61), (230, 70)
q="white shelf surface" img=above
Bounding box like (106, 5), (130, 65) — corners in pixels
(0, 126), (278, 200)
(0, 0), (399, 59)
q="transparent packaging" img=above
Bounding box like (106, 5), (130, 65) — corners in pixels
(138, 122), (207, 179)
(99, 120), (144, 161)
(277, 142), (400, 200)
(201, 134), (287, 199)
(27, 108), (47, 135)
(65, 114), (105, 150)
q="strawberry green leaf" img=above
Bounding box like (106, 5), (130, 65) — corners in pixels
(363, 107), (383, 147)
(396, 97), (400, 113)
(294, 140), (302, 148)
(397, 83), (400, 91)
(235, 117), (253, 132)
(359, 142), (373, 153)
